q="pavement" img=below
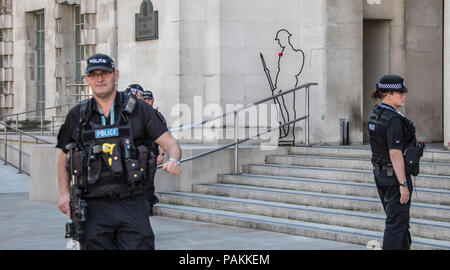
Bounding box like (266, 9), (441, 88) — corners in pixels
(0, 162), (366, 250)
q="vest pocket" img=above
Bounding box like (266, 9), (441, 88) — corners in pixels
(87, 156), (102, 184)
(125, 159), (145, 185)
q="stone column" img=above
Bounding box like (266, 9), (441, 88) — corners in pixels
(444, 2), (450, 149)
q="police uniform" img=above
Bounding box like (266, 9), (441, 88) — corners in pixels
(368, 74), (420, 250)
(126, 84), (144, 97)
(57, 89), (168, 250)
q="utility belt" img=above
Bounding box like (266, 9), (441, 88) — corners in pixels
(373, 163), (394, 176)
(372, 142), (425, 177)
(86, 187), (145, 201)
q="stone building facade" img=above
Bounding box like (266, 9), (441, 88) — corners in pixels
(0, 0), (447, 147)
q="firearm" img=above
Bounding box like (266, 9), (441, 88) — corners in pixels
(259, 52), (289, 138)
(65, 143), (88, 250)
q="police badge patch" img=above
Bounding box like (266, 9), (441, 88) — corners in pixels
(95, 128), (119, 139)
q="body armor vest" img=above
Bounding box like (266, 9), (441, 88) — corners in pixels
(368, 104), (417, 167)
(69, 92), (156, 199)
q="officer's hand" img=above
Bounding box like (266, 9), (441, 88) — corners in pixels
(399, 186), (410, 204)
(162, 160), (181, 176)
(58, 192), (71, 219)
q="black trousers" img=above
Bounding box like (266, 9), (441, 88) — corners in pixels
(373, 169), (413, 250)
(83, 194), (155, 250)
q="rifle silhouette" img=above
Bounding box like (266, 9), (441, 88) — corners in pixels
(260, 52), (289, 138)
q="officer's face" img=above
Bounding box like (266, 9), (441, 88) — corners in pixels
(387, 91), (407, 108)
(85, 69), (119, 99)
(144, 98), (154, 107)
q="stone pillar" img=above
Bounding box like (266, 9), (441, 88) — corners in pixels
(444, 2), (450, 149)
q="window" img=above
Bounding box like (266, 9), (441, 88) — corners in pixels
(74, 5), (84, 83)
(0, 30), (3, 117)
(74, 5), (85, 103)
(35, 12), (45, 116)
(0, 29), (4, 94)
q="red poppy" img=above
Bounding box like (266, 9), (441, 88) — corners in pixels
(278, 52), (283, 57)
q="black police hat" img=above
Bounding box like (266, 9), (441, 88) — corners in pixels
(86, 53), (116, 73)
(376, 74), (408, 93)
(143, 91), (153, 99)
(126, 84), (144, 95)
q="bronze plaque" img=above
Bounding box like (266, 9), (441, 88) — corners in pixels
(135, 0), (158, 41)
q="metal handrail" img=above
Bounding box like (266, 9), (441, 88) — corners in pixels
(1, 103), (73, 119)
(161, 114), (309, 168)
(166, 82), (318, 173)
(0, 83), (85, 174)
(1, 103), (75, 136)
(171, 82), (317, 133)
(0, 82), (317, 175)
(0, 121), (52, 174)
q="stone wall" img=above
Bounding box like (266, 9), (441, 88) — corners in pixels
(3, 0), (446, 145)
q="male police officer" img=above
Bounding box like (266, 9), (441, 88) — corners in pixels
(57, 53), (181, 250)
(143, 90), (154, 107)
(142, 89), (166, 215)
(368, 74), (422, 250)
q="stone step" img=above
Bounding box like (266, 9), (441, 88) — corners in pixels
(242, 164), (450, 198)
(219, 174), (450, 206)
(289, 146), (450, 163)
(154, 203), (450, 250)
(192, 183), (450, 223)
(266, 155), (450, 177)
(158, 192), (450, 242)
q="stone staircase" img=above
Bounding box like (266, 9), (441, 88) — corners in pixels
(154, 145), (450, 250)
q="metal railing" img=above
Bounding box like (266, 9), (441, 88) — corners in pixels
(0, 121), (53, 175)
(0, 82), (317, 176)
(1, 103), (74, 136)
(163, 82), (318, 174)
(0, 83), (87, 174)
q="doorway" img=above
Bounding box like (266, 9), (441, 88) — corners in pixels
(363, 20), (390, 142)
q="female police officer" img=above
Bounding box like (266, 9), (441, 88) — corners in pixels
(368, 74), (417, 250)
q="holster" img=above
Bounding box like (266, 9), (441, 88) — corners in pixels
(71, 151), (85, 177)
(87, 156), (102, 184)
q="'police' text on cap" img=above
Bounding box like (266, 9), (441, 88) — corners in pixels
(86, 53), (115, 74)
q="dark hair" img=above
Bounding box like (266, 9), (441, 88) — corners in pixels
(370, 90), (387, 101)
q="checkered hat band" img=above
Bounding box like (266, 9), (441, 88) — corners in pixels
(377, 83), (403, 89)
(129, 87), (144, 94)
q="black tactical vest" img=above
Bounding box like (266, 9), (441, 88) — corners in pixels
(368, 104), (417, 166)
(72, 92), (156, 199)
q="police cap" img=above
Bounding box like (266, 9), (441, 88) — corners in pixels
(126, 84), (144, 95)
(86, 53), (115, 73)
(376, 74), (408, 93)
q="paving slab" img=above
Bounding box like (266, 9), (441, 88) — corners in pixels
(0, 163), (366, 250)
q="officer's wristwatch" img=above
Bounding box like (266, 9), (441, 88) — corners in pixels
(168, 158), (181, 166)
(399, 181), (408, 187)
